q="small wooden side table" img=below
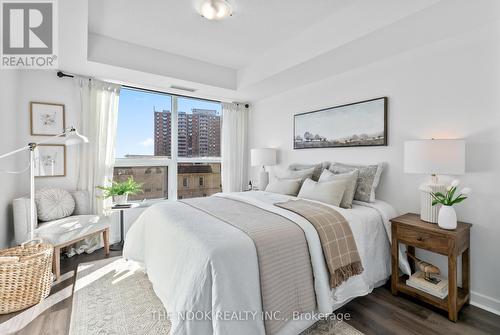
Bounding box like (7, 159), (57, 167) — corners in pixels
(390, 213), (472, 322)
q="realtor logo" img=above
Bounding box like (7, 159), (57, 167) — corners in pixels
(1, 0), (58, 68)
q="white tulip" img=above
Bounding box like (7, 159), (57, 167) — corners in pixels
(451, 179), (460, 187)
(461, 187), (472, 195)
(420, 186), (433, 193)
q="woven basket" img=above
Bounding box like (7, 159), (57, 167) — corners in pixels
(0, 239), (53, 314)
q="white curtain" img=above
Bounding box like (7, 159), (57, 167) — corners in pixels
(77, 79), (121, 215)
(221, 103), (248, 192)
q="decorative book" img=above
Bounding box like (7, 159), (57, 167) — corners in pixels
(406, 271), (448, 299)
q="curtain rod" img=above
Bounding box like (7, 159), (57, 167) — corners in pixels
(56, 71), (248, 108)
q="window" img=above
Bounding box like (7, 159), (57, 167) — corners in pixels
(115, 87), (222, 201)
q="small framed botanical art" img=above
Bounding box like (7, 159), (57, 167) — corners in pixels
(34, 144), (66, 177)
(30, 102), (65, 136)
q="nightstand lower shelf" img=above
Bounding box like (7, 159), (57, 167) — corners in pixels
(396, 275), (470, 312)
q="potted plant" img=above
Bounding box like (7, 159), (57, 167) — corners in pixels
(96, 177), (143, 205)
(430, 179), (471, 230)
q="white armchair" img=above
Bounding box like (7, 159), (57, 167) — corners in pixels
(13, 190), (110, 280)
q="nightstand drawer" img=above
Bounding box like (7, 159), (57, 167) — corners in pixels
(398, 227), (448, 254)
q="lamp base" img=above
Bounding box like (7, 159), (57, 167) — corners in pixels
(419, 183), (447, 223)
(258, 169), (269, 191)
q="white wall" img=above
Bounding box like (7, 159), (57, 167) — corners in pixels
(0, 71), (26, 248)
(249, 21), (500, 313)
(16, 71), (81, 191)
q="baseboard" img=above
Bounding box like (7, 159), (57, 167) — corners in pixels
(471, 291), (500, 316)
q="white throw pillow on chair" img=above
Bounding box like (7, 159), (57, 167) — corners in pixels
(35, 188), (75, 222)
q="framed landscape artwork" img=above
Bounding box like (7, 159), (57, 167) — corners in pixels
(30, 102), (65, 136)
(34, 144), (66, 177)
(294, 97), (387, 149)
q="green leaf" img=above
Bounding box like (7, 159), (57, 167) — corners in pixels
(434, 192), (446, 198)
(432, 200), (440, 206)
(95, 176), (143, 198)
(451, 196), (467, 205)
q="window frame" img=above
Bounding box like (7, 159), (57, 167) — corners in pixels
(114, 93), (222, 202)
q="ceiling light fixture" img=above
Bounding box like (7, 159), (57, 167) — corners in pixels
(199, 0), (232, 20)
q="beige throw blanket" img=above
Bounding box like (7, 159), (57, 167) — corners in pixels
(182, 197), (316, 335)
(275, 200), (363, 288)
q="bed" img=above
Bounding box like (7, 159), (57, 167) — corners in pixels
(123, 191), (408, 335)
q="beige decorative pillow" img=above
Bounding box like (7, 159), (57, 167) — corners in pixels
(265, 178), (302, 196)
(297, 178), (346, 207)
(318, 169), (359, 209)
(329, 162), (383, 203)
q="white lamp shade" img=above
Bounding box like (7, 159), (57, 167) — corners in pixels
(65, 129), (89, 146)
(404, 139), (465, 175)
(251, 148), (277, 167)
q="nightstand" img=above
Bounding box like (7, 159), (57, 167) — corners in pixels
(390, 213), (472, 322)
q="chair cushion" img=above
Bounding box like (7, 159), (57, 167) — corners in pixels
(35, 188), (75, 222)
(34, 215), (110, 246)
(70, 190), (91, 215)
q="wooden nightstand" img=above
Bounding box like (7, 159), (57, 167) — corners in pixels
(390, 213), (472, 322)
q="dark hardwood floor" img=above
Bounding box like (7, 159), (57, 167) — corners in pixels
(1, 249), (499, 335)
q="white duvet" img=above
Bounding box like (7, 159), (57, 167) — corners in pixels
(124, 191), (409, 335)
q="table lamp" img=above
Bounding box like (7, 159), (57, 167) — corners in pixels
(404, 139), (465, 223)
(251, 148), (277, 190)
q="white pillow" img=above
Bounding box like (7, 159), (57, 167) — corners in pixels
(35, 188), (75, 222)
(265, 178), (302, 196)
(318, 169), (359, 209)
(297, 178), (346, 207)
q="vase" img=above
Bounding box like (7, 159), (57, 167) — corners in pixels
(113, 194), (128, 205)
(438, 205), (457, 230)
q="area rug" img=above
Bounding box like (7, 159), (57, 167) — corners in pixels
(69, 257), (363, 335)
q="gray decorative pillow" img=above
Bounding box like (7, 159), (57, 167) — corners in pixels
(297, 178), (346, 207)
(265, 178), (302, 196)
(318, 169), (359, 209)
(35, 188), (75, 222)
(273, 166), (315, 185)
(288, 162), (330, 181)
(329, 162), (383, 203)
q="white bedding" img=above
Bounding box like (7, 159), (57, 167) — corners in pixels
(124, 191), (407, 335)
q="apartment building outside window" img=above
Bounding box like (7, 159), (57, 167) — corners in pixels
(114, 87), (222, 201)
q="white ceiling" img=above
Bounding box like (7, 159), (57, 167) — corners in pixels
(88, 0), (351, 69)
(78, 0), (500, 101)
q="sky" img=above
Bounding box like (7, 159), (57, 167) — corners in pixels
(294, 99), (385, 141)
(115, 88), (222, 158)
